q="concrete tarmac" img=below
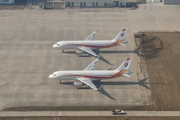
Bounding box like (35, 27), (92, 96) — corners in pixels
(1, 3), (180, 110)
(0, 7), (147, 109)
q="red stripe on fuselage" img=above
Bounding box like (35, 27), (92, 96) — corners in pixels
(68, 40), (123, 49)
(66, 70), (123, 79)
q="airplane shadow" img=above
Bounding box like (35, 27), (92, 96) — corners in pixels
(63, 47), (143, 65)
(96, 78), (150, 89)
(97, 48), (143, 57)
(63, 50), (113, 65)
(63, 47), (142, 56)
(98, 87), (115, 100)
(60, 78), (150, 100)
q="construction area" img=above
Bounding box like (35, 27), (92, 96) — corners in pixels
(135, 33), (163, 60)
(135, 32), (180, 110)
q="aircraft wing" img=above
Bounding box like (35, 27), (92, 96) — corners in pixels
(84, 29), (98, 41)
(78, 46), (97, 57)
(77, 77), (98, 90)
(83, 53), (101, 71)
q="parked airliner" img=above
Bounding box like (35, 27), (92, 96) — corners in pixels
(53, 29), (128, 57)
(49, 54), (132, 90)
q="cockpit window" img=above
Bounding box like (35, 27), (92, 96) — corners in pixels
(56, 44), (59, 45)
(53, 74), (56, 76)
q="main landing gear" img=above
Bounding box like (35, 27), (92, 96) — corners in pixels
(59, 80), (62, 84)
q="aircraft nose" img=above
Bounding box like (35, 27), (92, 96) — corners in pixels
(53, 44), (58, 48)
(53, 44), (57, 48)
(49, 74), (53, 78)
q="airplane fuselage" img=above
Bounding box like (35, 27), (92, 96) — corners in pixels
(50, 70), (126, 80)
(55, 40), (121, 49)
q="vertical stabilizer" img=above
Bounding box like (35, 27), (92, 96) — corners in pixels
(112, 29), (128, 46)
(112, 29), (127, 41)
(116, 58), (132, 71)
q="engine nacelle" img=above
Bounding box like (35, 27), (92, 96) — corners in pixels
(73, 82), (83, 88)
(75, 50), (83, 56)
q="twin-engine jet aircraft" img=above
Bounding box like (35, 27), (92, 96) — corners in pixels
(49, 54), (132, 90)
(53, 29), (128, 57)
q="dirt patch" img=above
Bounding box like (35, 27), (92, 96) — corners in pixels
(135, 32), (180, 110)
(135, 33), (163, 60)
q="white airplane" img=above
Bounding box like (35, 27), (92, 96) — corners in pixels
(53, 29), (128, 57)
(49, 54), (132, 90)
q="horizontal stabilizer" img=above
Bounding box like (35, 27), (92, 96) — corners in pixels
(119, 43), (126, 46)
(118, 40), (128, 46)
(122, 74), (130, 78)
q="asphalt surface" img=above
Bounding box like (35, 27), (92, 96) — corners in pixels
(0, 111), (180, 116)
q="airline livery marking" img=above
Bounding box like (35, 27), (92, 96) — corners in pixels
(66, 70), (125, 79)
(69, 39), (124, 48)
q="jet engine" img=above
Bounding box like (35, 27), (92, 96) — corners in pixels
(73, 82), (83, 88)
(75, 50), (83, 56)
